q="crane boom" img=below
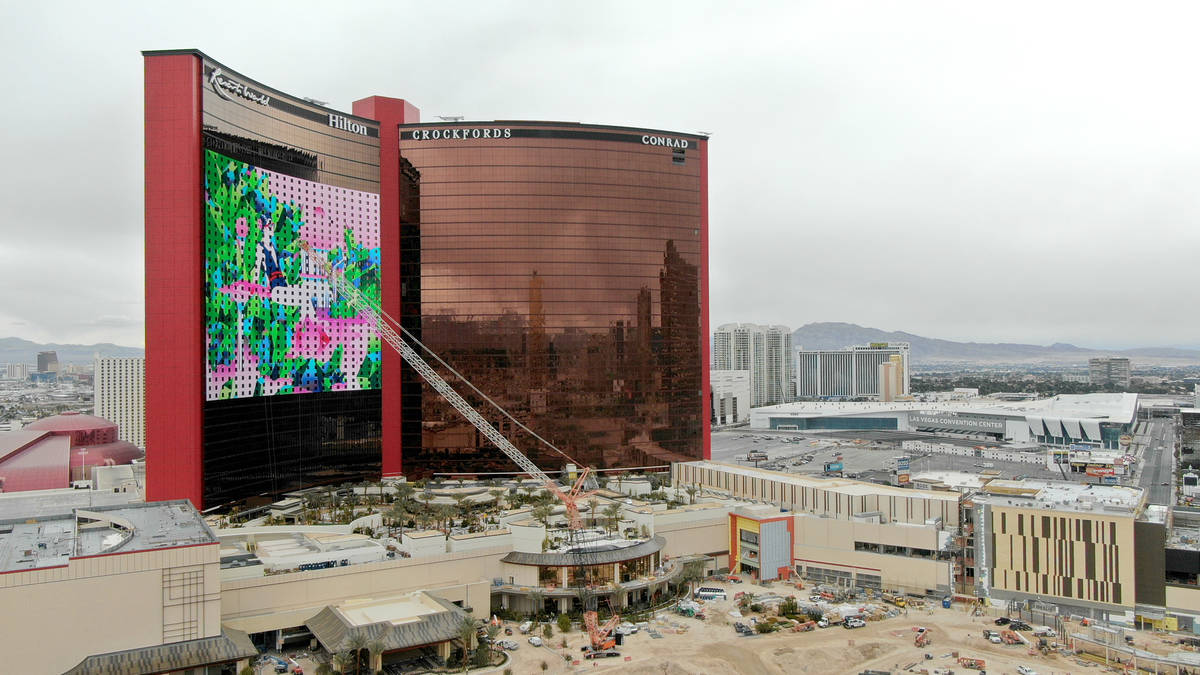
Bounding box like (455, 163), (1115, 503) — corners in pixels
(301, 242), (553, 486)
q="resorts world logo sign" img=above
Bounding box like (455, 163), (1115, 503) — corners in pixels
(209, 68), (270, 106)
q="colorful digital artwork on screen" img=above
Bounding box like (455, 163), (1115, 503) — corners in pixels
(204, 149), (381, 401)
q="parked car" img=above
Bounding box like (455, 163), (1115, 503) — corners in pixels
(1010, 621), (1031, 631)
(498, 640), (519, 651)
(1016, 666), (1038, 675)
(988, 635), (1002, 644)
(518, 621), (532, 634)
(528, 636), (543, 647)
(844, 617), (866, 629)
(994, 617), (1011, 625)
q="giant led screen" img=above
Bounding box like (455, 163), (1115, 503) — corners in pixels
(203, 149), (381, 401)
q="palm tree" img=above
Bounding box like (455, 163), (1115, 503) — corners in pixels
(587, 497), (599, 528)
(331, 650), (353, 674)
(366, 638), (386, 674)
(395, 481), (416, 506)
(346, 633), (369, 675)
(532, 504), (553, 528)
(388, 501), (409, 538)
(612, 586), (628, 610)
(435, 503), (457, 532)
(451, 493), (469, 519)
(602, 503), (622, 536)
(457, 617), (476, 672)
(685, 483), (699, 505)
(488, 488), (506, 509)
(528, 588), (545, 619)
(575, 586), (597, 613)
(679, 560), (705, 597)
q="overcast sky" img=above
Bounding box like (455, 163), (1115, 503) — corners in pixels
(2, 1), (1197, 350)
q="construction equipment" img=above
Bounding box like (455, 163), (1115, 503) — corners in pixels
(791, 621), (816, 632)
(300, 241), (598, 530)
(583, 610), (621, 653)
(882, 591), (907, 608)
(957, 656), (986, 669)
(1001, 629), (1020, 645)
(915, 632), (930, 647)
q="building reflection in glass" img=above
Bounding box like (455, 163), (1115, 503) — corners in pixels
(397, 125), (705, 477)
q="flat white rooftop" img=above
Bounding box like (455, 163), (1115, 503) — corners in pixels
(753, 392), (1138, 424)
(336, 592), (446, 627)
(911, 471), (990, 490)
(977, 478), (1144, 514)
(0, 500), (213, 572)
(681, 460), (959, 503)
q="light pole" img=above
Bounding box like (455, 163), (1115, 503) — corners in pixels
(75, 448), (89, 483)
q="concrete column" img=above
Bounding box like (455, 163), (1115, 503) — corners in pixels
(371, 652), (382, 672)
(437, 641), (451, 662)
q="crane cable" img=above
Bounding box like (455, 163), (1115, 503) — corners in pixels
(346, 271), (587, 470)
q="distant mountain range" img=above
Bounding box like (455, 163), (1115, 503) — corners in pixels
(7, 325), (1200, 369)
(792, 322), (1200, 366)
(0, 337), (143, 366)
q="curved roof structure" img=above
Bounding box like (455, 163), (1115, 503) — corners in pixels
(501, 535), (665, 567)
(26, 412), (118, 433)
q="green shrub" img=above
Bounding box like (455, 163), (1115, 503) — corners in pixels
(557, 614), (571, 633)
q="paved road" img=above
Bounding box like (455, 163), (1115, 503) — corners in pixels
(1137, 418), (1176, 505)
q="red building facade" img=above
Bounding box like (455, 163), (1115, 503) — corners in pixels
(144, 51), (708, 509)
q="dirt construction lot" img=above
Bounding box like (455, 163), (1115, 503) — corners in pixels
(500, 581), (1087, 675)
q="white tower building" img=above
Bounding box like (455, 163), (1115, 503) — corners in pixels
(94, 357), (146, 449)
(712, 323), (794, 407)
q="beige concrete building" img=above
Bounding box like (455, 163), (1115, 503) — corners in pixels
(674, 461), (960, 594)
(672, 460), (961, 529)
(972, 479), (1148, 616)
(0, 500), (254, 674)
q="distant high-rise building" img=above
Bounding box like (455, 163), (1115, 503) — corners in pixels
(877, 354), (905, 402)
(1089, 357), (1132, 388)
(94, 357), (146, 449)
(36, 351), (58, 374)
(4, 363), (29, 380)
(710, 370), (751, 425)
(795, 342), (910, 400)
(712, 324), (794, 407)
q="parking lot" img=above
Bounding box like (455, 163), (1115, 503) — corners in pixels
(712, 429), (1078, 484)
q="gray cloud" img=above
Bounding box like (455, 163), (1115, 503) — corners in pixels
(1, 1), (1197, 349)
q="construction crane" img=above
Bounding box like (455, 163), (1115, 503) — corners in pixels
(583, 610), (621, 654)
(299, 241), (598, 532)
